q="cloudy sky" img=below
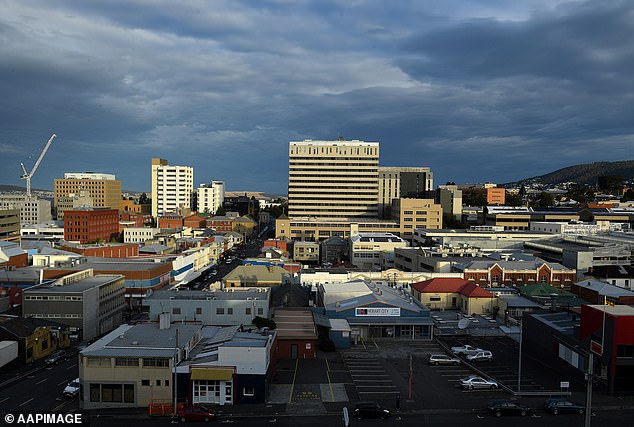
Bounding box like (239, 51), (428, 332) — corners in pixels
(1, 0), (633, 194)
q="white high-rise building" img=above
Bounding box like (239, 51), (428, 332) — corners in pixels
(288, 139), (379, 219)
(197, 181), (225, 214)
(151, 158), (194, 217)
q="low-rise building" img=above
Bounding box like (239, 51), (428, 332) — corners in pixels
(0, 240), (28, 268)
(222, 265), (292, 288)
(60, 242), (139, 258)
(350, 232), (409, 271)
(123, 227), (162, 244)
(457, 258), (576, 289)
(0, 317), (70, 365)
(570, 280), (634, 305)
(23, 270), (126, 341)
(0, 208), (20, 239)
(64, 208), (119, 243)
(273, 308), (318, 359)
(146, 288), (270, 325)
(411, 278), (497, 314)
(293, 241), (320, 264)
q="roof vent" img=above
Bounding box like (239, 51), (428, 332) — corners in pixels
(131, 341), (139, 345)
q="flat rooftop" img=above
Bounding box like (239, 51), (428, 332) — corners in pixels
(25, 274), (123, 293)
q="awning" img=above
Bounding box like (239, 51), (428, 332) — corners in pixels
(191, 368), (234, 381)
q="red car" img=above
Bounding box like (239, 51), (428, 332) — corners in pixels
(178, 406), (216, 422)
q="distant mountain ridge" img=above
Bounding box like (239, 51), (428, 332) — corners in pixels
(510, 160), (634, 186)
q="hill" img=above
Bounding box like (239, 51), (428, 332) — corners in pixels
(510, 160), (634, 186)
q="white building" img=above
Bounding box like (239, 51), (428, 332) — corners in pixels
(123, 227), (162, 244)
(151, 158), (194, 217)
(0, 195), (52, 226)
(20, 221), (65, 239)
(350, 232), (409, 271)
(197, 181), (225, 214)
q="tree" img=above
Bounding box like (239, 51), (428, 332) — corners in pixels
(598, 175), (622, 194)
(215, 205), (226, 216)
(138, 192), (149, 204)
(622, 189), (634, 202)
(535, 191), (555, 207)
(462, 189), (487, 207)
(505, 193), (523, 206)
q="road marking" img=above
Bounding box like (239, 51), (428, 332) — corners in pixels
(58, 379), (70, 386)
(325, 362), (334, 402)
(66, 363), (77, 370)
(18, 397), (34, 407)
(36, 378), (48, 385)
(0, 397), (10, 404)
(288, 358), (299, 404)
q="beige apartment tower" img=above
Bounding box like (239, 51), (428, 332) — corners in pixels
(54, 173), (121, 218)
(151, 158), (194, 218)
(288, 140), (379, 219)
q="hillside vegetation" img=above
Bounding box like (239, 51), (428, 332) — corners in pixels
(514, 160), (634, 186)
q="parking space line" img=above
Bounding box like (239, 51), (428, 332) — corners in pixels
(0, 397), (10, 404)
(36, 378), (48, 385)
(288, 358), (299, 404)
(18, 398), (34, 407)
(325, 359), (334, 402)
(58, 379), (69, 386)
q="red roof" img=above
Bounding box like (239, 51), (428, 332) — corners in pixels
(411, 278), (494, 298)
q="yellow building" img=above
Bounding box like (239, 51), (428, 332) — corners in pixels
(54, 173), (122, 215)
(222, 265), (291, 288)
(411, 278), (498, 315)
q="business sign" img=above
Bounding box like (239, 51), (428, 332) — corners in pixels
(355, 307), (400, 317)
(590, 340), (603, 356)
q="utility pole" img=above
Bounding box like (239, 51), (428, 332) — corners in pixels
(517, 323), (523, 392)
(584, 351), (593, 427)
(408, 352), (413, 400)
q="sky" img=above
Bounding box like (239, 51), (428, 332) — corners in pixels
(1, 0), (633, 195)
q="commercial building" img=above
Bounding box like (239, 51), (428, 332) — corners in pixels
(23, 270), (125, 341)
(0, 195), (52, 226)
(60, 242), (139, 258)
(63, 208), (120, 243)
(197, 181), (225, 215)
(378, 166), (433, 218)
(0, 317), (70, 365)
(350, 232), (409, 271)
(437, 184), (462, 221)
(146, 288), (271, 325)
(20, 221), (65, 241)
(287, 139), (379, 219)
(570, 280), (634, 305)
(292, 241), (320, 264)
(411, 278), (497, 314)
(391, 198), (443, 239)
(123, 227), (162, 244)
(55, 190), (94, 220)
(314, 280), (433, 341)
(456, 258), (576, 288)
(486, 187), (506, 205)
(276, 216), (401, 242)
(273, 308), (318, 359)
(0, 208), (20, 238)
(0, 240), (28, 268)
(222, 265), (292, 288)
(413, 227), (552, 251)
(54, 172), (121, 216)
(151, 158), (194, 218)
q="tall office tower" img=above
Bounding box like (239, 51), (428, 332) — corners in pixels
(288, 139), (379, 219)
(151, 158), (194, 218)
(197, 181), (225, 214)
(378, 167), (434, 219)
(54, 173), (122, 217)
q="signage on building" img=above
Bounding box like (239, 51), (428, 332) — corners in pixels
(355, 307), (400, 317)
(590, 339), (603, 356)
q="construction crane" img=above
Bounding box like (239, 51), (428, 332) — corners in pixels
(20, 133), (56, 197)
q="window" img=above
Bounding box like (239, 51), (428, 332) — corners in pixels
(90, 384), (100, 402)
(430, 296), (441, 302)
(616, 345), (634, 358)
(246, 307), (252, 315)
(227, 308), (233, 315)
(143, 358), (169, 367)
(115, 357), (139, 367)
(141, 380), (150, 386)
(257, 308), (264, 316)
(156, 380), (161, 386)
(124, 384), (134, 403)
(172, 307), (181, 315)
(196, 307), (202, 315)
(216, 307), (225, 315)
(243, 386), (255, 397)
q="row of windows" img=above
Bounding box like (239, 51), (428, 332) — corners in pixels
(25, 295), (83, 301)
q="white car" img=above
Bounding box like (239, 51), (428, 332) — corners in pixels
(428, 354), (461, 366)
(451, 344), (483, 355)
(459, 375), (499, 390)
(467, 350), (493, 362)
(63, 378), (80, 397)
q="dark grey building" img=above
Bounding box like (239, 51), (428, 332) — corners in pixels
(23, 270), (125, 341)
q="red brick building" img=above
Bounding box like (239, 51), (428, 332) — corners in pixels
(60, 243), (139, 258)
(272, 308), (318, 360)
(206, 216), (233, 233)
(0, 241), (28, 268)
(158, 215), (184, 229)
(184, 213), (207, 229)
(120, 212), (145, 227)
(63, 208), (119, 244)
(460, 260), (576, 289)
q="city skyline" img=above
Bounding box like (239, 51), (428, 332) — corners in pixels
(1, 1), (633, 194)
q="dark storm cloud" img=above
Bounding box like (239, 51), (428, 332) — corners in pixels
(0, 1), (632, 193)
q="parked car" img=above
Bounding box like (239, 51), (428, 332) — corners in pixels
(353, 402), (391, 419)
(428, 354), (461, 366)
(466, 350), (493, 362)
(544, 399), (585, 415)
(459, 375), (499, 390)
(451, 344), (483, 355)
(45, 350), (67, 366)
(63, 378), (80, 397)
(178, 405), (217, 422)
(487, 399), (532, 417)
